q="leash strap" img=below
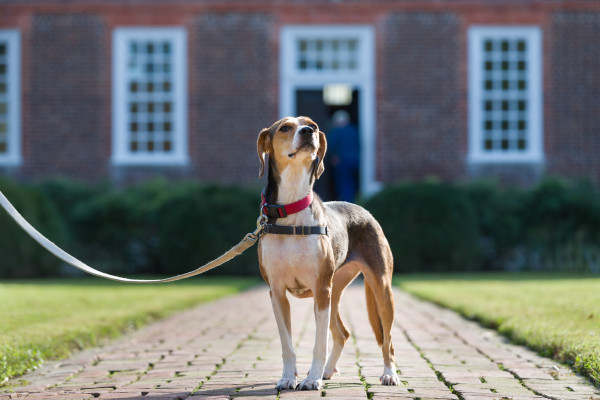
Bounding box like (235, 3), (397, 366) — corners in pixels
(0, 189), (260, 283)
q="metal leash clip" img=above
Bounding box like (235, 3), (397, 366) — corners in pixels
(245, 210), (268, 241)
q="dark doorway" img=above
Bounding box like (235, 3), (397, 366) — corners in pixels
(295, 88), (360, 201)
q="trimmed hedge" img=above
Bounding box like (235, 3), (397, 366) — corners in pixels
(0, 179), (260, 278)
(43, 179), (260, 276)
(0, 179), (68, 278)
(363, 178), (600, 273)
(363, 181), (482, 272)
(1, 177), (600, 277)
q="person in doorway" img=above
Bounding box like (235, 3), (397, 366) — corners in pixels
(327, 110), (360, 203)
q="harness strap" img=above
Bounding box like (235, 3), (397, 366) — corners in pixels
(263, 224), (328, 236)
(0, 189), (259, 283)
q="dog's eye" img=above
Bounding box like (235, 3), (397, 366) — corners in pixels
(280, 125), (290, 132)
(309, 124), (317, 130)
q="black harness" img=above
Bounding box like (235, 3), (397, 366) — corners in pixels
(260, 181), (328, 236)
(263, 224), (328, 236)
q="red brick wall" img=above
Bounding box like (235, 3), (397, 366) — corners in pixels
(547, 11), (600, 183)
(190, 13), (277, 184)
(22, 14), (109, 181)
(377, 12), (463, 184)
(2, 1), (600, 188)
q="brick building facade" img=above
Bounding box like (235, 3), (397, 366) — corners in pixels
(0, 1), (599, 196)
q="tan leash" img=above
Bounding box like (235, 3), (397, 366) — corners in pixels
(0, 189), (268, 283)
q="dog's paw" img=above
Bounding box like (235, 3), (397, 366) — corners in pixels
(276, 378), (297, 391)
(322, 367), (340, 380)
(296, 377), (322, 390)
(380, 373), (400, 386)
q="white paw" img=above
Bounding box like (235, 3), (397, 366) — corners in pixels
(296, 377), (322, 390)
(380, 373), (400, 386)
(276, 377), (297, 390)
(322, 367), (340, 380)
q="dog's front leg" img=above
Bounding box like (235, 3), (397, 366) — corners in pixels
(297, 285), (331, 390)
(270, 288), (297, 390)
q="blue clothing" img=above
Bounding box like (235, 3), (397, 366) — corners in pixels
(335, 161), (359, 203)
(327, 124), (360, 166)
(327, 123), (360, 202)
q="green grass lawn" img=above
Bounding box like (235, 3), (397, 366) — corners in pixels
(0, 276), (259, 385)
(396, 273), (600, 387)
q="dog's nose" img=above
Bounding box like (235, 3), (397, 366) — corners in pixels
(299, 126), (314, 136)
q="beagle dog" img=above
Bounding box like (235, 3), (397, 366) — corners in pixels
(256, 116), (399, 391)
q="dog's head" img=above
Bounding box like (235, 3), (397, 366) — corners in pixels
(257, 116), (326, 180)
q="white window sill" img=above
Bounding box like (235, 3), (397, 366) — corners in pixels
(0, 156), (22, 166)
(111, 155), (189, 166)
(467, 153), (545, 164)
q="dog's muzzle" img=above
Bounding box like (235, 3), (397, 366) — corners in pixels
(288, 126), (317, 158)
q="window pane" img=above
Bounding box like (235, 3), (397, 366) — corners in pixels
(120, 31), (183, 160)
(0, 33), (19, 161)
(296, 38), (359, 72)
(476, 32), (534, 155)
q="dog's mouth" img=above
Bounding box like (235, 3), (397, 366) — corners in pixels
(288, 142), (316, 158)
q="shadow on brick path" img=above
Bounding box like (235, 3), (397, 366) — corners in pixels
(2, 283), (599, 400)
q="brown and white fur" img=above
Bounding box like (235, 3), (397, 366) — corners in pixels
(257, 116), (399, 391)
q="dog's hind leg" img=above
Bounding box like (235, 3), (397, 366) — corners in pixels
(366, 275), (399, 385)
(323, 262), (361, 379)
(270, 288), (298, 390)
(360, 241), (400, 386)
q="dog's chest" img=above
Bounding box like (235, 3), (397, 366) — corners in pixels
(259, 212), (326, 288)
(261, 234), (323, 267)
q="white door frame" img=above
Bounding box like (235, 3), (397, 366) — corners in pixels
(279, 25), (380, 195)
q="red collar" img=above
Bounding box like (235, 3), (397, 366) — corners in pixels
(261, 190), (313, 218)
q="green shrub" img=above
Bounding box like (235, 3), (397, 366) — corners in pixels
(521, 178), (600, 247)
(4, 176), (600, 277)
(518, 178), (600, 272)
(65, 179), (260, 276)
(39, 178), (104, 229)
(0, 179), (68, 278)
(462, 180), (524, 269)
(64, 180), (164, 274)
(154, 182), (258, 275)
(363, 180), (482, 272)
(364, 178), (600, 273)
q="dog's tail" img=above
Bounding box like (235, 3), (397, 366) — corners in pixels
(365, 282), (384, 347)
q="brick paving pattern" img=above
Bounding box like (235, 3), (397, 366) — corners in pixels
(2, 284), (599, 400)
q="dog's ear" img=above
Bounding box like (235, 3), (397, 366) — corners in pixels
(315, 130), (327, 179)
(257, 128), (271, 178)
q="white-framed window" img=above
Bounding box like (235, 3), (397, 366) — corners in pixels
(112, 27), (188, 165)
(296, 37), (359, 72)
(281, 26), (373, 82)
(468, 26), (543, 163)
(280, 26), (380, 195)
(0, 30), (21, 166)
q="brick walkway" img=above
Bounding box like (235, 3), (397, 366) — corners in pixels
(2, 284), (599, 400)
